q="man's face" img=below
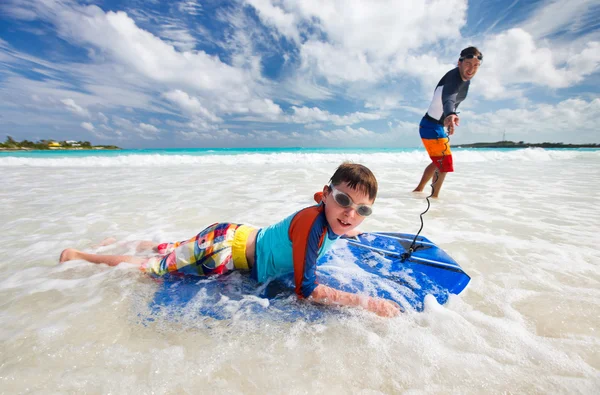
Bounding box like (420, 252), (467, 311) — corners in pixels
(458, 57), (481, 81)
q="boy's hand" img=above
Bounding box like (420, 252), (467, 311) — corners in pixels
(367, 297), (402, 317)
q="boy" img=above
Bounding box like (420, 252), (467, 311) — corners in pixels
(60, 162), (400, 317)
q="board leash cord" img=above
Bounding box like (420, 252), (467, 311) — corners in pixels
(402, 131), (451, 262)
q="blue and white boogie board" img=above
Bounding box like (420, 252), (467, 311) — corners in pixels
(148, 232), (470, 321)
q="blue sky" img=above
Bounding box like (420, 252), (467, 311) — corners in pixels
(1, 0), (599, 148)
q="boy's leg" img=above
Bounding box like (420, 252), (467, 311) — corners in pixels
(59, 249), (147, 267)
(93, 238), (158, 253)
(97, 237), (117, 247)
(136, 241), (159, 253)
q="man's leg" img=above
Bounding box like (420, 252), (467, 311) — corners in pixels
(413, 162), (438, 192)
(431, 171), (447, 198)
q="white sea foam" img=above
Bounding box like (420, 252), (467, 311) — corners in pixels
(0, 148), (597, 167)
(0, 149), (599, 393)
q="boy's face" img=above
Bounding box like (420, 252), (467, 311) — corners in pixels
(322, 182), (374, 236)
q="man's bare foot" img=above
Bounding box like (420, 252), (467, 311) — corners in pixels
(412, 188), (424, 192)
(59, 248), (80, 263)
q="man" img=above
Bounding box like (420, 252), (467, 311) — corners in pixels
(413, 46), (482, 197)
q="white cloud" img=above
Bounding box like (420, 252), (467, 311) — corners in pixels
(244, 0), (300, 42)
(112, 116), (134, 129)
(246, 129), (296, 142)
(81, 121), (94, 131)
(97, 112), (109, 123)
(177, 0), (203, 16)
(50, 5), (252, 97)
(177, 130), (210, 140)
(462, 98), (599, 143)
(246, 0), (468, 85)
(176, 128), (239, 141)
(476, 29), (600, 99)
(139, 123), (159, 133)
(105, 116), (161, 139)
(365, 95), (403, 111)
(61, 98), (90, 117)
(567, 42), (600, 76)
(288, 106), (381, 126)
(519, 0), (598, 39)
(1, 4), (38, 21)
(163, 90), (222, 122)
(318, 126), (377, 140)
(226, 98), (283, 119)
(299, 42), (380, 84)
(160, 24), (198, 51)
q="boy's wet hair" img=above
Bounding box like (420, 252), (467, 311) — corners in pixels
(330, 162), (378, 201)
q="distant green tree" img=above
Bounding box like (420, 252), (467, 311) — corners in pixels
(4, 136), (18, 147)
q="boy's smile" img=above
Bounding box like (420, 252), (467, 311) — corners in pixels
(323, 182), (374, 235)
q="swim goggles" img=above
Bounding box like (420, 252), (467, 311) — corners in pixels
(329, 185), (373, 217)
(459, 54), (483, 63)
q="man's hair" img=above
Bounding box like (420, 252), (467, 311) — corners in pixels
(329, 162), (378, 201)
(459, 46), (483, 60)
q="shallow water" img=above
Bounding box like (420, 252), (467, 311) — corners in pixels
(1, 148), (599, 393)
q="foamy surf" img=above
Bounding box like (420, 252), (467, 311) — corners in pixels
(0, 147), (597, 167)
(0, 147), (598, 393)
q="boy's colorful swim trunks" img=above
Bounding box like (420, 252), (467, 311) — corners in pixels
(143, 223), (255, 276)
(419, 117), (454, 172)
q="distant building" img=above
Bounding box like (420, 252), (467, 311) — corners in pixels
(48, 142), (61, 147)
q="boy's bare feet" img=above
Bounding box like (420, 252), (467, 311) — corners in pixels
(92, 237), (118, 248)
(99, 237), (117, 246)
(59, 248), (80, 263)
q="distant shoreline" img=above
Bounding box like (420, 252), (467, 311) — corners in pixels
(457, 141), (600, 149)
(0, 147), (121, 151)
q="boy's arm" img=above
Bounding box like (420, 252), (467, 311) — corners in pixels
(289, 207), (400, 317)
(309, 284), (401, 317)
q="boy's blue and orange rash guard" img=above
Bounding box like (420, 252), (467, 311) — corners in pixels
(254, 203), (339, 298)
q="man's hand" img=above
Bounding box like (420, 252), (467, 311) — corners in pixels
(444, 114), (460, 135)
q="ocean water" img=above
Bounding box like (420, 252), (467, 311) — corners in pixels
(0, 147), (599, 394)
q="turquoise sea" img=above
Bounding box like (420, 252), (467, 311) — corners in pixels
(2, 146), (598, 160)
(1, 146), (420, 157)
